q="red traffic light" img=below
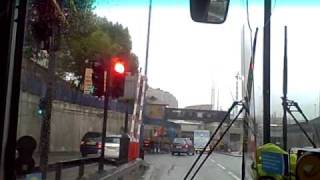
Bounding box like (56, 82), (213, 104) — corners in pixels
(114, 62), (125, 74)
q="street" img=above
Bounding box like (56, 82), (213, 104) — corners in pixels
(142, 153), (242, 180)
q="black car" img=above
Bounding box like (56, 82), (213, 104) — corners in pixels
(171, 138), (195, 156)
(80, 132), (102, 157)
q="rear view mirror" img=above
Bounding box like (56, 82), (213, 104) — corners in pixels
(190, 0), (230, 24)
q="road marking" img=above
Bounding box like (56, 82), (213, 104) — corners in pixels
(217, 163), (226, 170)
(210, 159), (216, 163)
(228, 171), (241, 180)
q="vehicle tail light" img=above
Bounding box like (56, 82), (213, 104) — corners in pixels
(185, 144), (189, 148)
(96, 142), (102, 148)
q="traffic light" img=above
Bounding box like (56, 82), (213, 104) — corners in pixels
(37, 97), (47, 116)
(110, 57), (126, 99)
(92, 61), (105, 97)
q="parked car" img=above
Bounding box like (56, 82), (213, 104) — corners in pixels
(80, 132), (102, 157)
(104, 135), (121, 159)
(80, 132), (121, 159)
(171, 138), (195, 156)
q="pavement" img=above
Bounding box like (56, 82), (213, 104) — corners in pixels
(142, 152), (242, 180)
(33, 152), (85, 165)
(24, 152), (117, 180)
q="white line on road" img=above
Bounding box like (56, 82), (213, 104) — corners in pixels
(210, 159), (216, 163)
(217, 163), (226, 170)
(228, 171), (241, 180)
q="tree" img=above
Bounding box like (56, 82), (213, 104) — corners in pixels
(25, 0), (139, 89)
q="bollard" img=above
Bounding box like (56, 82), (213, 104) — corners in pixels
(78, 159), (85, 178)
(15, 136), (37, 175)
(55, 163), (62, 180)
(119, 133), (130, 163)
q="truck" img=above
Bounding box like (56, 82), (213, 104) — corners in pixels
(193, 130), (211, 153)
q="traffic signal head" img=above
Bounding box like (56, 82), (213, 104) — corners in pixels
(114, 62), (125, 74)
(110, 57), (126, 99)
(37, 97), (47, 116)
(92, 61), (105, 97)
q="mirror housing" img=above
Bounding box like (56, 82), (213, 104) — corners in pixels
(190, 0), (230, 24)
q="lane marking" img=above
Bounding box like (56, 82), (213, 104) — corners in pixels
(210, 159), (216, 163)
(228, 171), (241, 180)
(217, 163), (226, 170)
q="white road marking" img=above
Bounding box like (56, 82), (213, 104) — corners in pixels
(217, 163), (226, 170)
(228, 171), (241, 180)
(210, 158), (240, 180)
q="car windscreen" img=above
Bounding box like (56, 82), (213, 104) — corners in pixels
(106, 137), (120, 144)
(83, 132), (101, 140)
(174, 138), (186, 144)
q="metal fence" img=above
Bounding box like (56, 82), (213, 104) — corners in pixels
(21, 60), (133, 113)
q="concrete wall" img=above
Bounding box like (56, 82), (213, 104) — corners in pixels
(17, 92), (126, 152)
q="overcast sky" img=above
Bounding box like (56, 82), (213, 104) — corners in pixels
(95, 0), (242, 109)
(94, 0), (320, 119)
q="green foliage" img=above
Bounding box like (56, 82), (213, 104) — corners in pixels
(54, 0), (139, 88)
(25, 0), (139, 88)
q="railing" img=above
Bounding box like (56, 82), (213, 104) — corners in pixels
(21, 59), (133, 113)
(26, 157), (122, 180)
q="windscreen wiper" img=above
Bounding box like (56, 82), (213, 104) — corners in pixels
(184, 27), (259, 180)
(184, 101), (249, 180)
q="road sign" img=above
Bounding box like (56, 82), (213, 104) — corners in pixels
(261, 151), (289, 175)
(25, 173), (42, 180)
(83, 68), (93, 94)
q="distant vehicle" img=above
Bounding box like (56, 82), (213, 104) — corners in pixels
(80, 132), (102, 157)
(193, 130), (210, 153)
(143, 138), (152, 152)
(80, 132), (120, 159)
(171, 138), (195, 156)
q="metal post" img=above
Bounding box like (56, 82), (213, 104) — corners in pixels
(139, 0), (152, 159)
(40, 26), (57, 180)
(144, 0), (152, 77)
(263, 0), (272, 144)
(79, 159), (84, 178)
(282, 26), (288, 150)
(125, 100), (129, 133)
(99, 67), (111, 172)
(55, 163), (62, 180)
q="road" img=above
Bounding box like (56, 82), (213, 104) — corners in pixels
(142, 153), (242, 180)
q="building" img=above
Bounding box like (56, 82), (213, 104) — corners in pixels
(170, 104), (240, 151)
(143, 87), (180, 152)
(146, 88), (178, 108)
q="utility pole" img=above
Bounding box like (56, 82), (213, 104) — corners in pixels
(36, 1), (65, 178)
(318, 93), (320, 117)
(235, 72), (241, 115)
(211, 87), (215, 110)
(139, 0), (152, 159)
(217, 89), (220, 111)
(263, 0), (272, 144)
(39, 22), (58, 180)
(282, 26), (288, 150)
(99, 67), (110, 172)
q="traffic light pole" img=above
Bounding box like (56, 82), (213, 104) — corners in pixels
(39, 25), (59, 180)
(99, 67), (111, 172)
